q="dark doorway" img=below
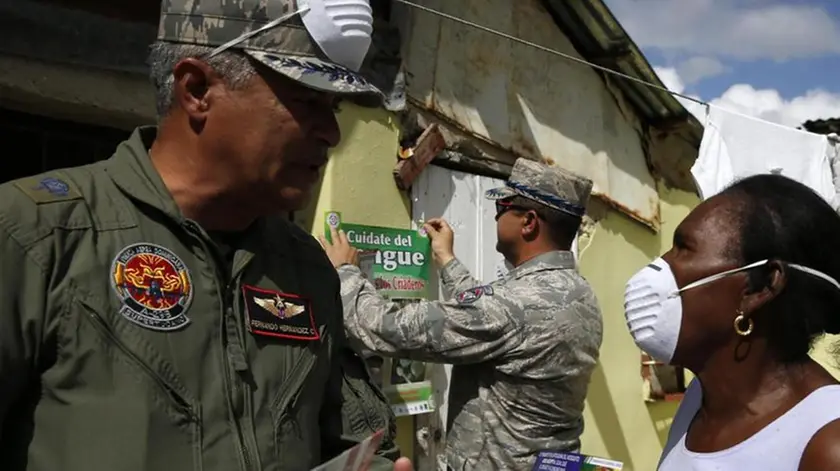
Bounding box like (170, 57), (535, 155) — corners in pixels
(0, 108), (131, 184)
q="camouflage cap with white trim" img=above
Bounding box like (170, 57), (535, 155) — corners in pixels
(157, 0), (383, 103)
(485, 158), (593, 217)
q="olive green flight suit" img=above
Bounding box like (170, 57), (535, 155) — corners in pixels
(0, 127), (398, 471)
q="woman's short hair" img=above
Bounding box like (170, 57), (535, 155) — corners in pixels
(719, 174), (840, 362)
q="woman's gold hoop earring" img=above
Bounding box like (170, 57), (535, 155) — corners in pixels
(734, 310), (754, 337)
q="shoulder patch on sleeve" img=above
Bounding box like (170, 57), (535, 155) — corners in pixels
(455, 285), (495, 304)
(13, 175), (82, 204)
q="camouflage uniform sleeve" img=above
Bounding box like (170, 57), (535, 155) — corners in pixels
(0, 219), (50, 440)
(439, 258), (483, 300)
(338, 265), (523, 364)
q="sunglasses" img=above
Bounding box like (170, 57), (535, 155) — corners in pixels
(495, 200), (529, 220)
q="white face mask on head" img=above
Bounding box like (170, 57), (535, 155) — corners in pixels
(300, 0), (374, 72)
(207, 0), (374, 72)
(623, 257), (840, 364)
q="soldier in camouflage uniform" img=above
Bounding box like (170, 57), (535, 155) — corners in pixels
(322, 158), (604, 470)
(0, 1), (413, 470)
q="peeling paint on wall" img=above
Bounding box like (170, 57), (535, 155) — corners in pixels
(401, 0), (661, 228)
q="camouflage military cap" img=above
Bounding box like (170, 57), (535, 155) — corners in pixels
(485, 158), (593, 217)
(157, 0), (382, 100)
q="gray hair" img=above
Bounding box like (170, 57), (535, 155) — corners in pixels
(147, 41), (258, 118)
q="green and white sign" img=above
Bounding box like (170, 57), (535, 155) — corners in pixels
(384, 380), (435, 417)
(325, 211), (431, 299)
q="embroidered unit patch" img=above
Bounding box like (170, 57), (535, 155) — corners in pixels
(455, 285), (495, 305)
(111, 243), (193, 331)
(14, 175), (82, 203)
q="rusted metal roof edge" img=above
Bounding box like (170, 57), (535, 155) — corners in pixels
(541, 0), (703, 151)
(405, 100), (661, 231)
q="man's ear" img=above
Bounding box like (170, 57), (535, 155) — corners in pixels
(741, 260), (787, 316)
(171, 58), (217, 121)
(521, 210), (539, 237)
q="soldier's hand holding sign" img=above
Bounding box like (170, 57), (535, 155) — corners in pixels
(321, 226), (360, 268)
(322, 218), (457, 270)
(422, 218), (456, 267)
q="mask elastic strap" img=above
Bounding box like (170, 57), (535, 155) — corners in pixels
(676, 259), (769, 295)
(206, 7), (310, 59)
(673, 259), (840, 297)
(789, 263), (840, 291)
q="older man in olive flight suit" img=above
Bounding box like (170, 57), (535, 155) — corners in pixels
(0, 1), (410, 470)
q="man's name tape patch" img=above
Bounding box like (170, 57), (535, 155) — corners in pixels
(242, 285), (320, 341)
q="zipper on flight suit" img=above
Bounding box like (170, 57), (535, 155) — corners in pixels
(271, 352), (317, 459)
(272, 353), (317, 416)
(226, 267), (262, 471)
(183, 220), (258, 471)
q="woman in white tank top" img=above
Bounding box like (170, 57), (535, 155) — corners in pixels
(622, 174), (840, 471)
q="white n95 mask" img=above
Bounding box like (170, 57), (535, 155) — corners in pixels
(624, 257), (840, 364)
(624, 258), (683, 364)
(300, 0), (374, 72)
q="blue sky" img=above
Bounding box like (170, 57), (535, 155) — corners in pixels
(603, 0), (840, 127)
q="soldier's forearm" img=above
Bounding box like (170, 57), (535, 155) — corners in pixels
(337, 265), (399, 354)
(338, 266), (442, 358)
(440, 258), (482, 299)
(337, 263), (522, 366)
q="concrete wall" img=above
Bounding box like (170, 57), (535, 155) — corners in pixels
(0, 54), (155, 129)
(400, 0), (661, 228)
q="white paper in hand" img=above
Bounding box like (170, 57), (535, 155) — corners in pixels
(310, 429), (385, 471)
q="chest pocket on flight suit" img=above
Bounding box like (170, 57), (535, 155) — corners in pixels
(51, 286), (201, 471)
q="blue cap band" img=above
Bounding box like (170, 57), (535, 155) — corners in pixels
(506, 181), (585, 217)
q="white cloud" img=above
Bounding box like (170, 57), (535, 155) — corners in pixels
(711, 86), (840, 128)
(675, 56), (728, 85)
(654, 66), (840, 128)
(606, 0), (840, 61)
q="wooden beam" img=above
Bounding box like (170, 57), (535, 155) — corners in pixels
(393, 124), (445, 191)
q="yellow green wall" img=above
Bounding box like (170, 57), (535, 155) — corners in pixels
(811, 329), (840, 377)
(297, 103), (416, 458)
(576, 185), (698, 471)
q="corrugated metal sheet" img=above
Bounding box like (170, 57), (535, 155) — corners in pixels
(402, 0), (661, 227)
(552, 0), (699, 123)
(540, 0), (703, 192)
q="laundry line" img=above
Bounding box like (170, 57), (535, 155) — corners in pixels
(393, 0), (837, 142)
